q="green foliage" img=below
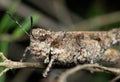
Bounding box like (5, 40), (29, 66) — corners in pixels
(0, 1), (20, 33)
(0, 2), (39, 82)
(0, 2), (19, 82)
(86, 0), (105, 18)
(12, 13), (39, 39)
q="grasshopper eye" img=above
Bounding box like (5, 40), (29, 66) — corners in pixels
(39, 33), (47, 41)
(31, 28), (48, 41)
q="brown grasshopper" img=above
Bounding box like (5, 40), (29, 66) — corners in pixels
(8, 14), (120, 77)
(29, 28), (120, 77)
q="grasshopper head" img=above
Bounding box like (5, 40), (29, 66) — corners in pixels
(30, 28), (52, 62)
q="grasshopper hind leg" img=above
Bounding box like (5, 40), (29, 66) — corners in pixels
(43, 58), (54, 77)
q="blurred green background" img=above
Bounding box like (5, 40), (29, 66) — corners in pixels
(0, 0), (120, 82)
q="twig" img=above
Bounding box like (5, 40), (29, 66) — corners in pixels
(1, 51), (120, 81)
(68, 11), (120, 31)
(110, 75), (120, 82)
(0, 52), (44, 77)
(58, 64), (120, 82)
(0, 68), (9, 77)
(0, 52), (8, 61)
(0, 34), (14, 42)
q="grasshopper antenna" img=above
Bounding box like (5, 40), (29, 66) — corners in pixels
(30, 16), (35, 39)
(7, 13), (30, 37)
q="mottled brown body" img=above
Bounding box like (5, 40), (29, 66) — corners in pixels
(28, 28), (120, 77)
(30, 29), (119, 63)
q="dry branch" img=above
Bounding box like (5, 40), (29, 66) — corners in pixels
(58, 64), (120, 82)
(110, 75), (120, 82)
(0, 52), (120, 82)
(0, 52), (44, 77)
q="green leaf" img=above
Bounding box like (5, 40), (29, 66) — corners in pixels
(12, 13), (39, 39)
(0, 1), (20, 33)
